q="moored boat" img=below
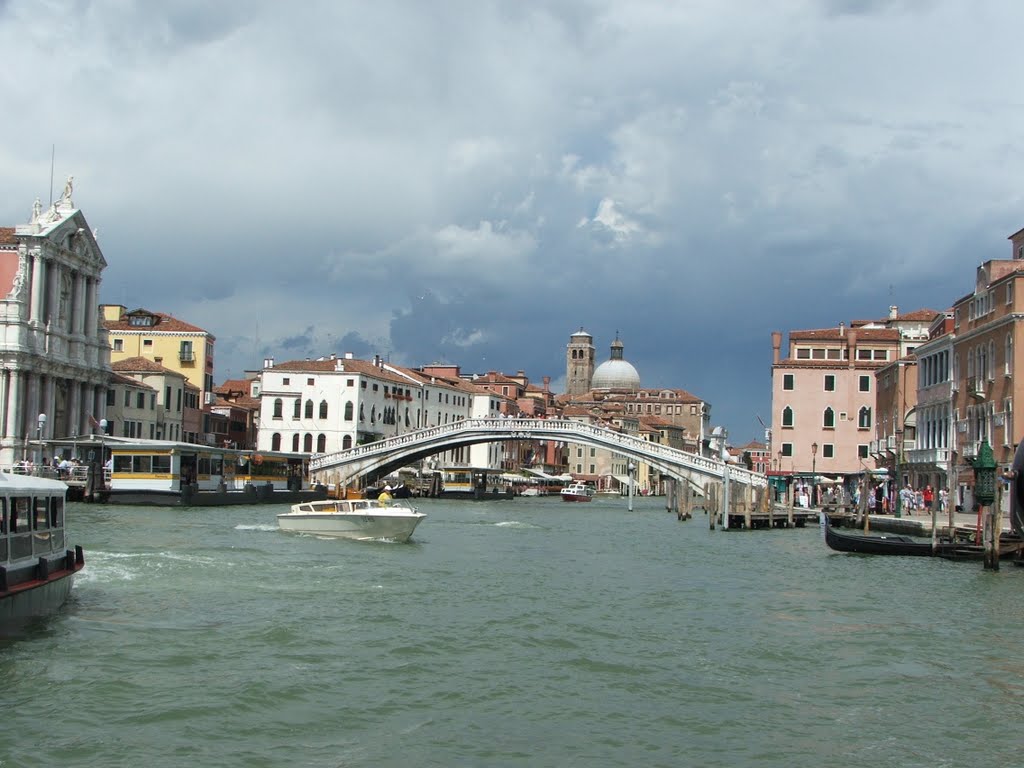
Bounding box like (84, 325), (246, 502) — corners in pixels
(560, 481), (595, 502)
(278, 498), (426, 542)
(89, 439), (327, 506)
(1, 472), (85, 626)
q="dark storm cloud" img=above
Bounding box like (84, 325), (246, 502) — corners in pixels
(1, 0), (1022, 441)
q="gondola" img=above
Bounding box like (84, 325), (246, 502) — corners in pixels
(823, 519), (944, 556)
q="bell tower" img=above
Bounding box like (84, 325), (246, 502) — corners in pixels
(565, 328), (595, 396)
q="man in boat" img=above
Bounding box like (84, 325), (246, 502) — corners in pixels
(377, 485), (393, 505)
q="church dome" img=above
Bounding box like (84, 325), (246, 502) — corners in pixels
(590, 337), (640, 391)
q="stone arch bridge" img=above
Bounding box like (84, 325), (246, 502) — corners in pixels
(309, 418), (768, 494)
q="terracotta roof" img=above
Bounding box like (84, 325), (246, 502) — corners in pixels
(790, 327), (899, 341)
(894, 309), (942, 322)
(111, 356), (184, 376)
(0, 227), (15, 246)
(111, 372), (157, 390)
(104, 308), (212, 336)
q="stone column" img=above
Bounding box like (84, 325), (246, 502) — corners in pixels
(69, 380), (82, 439)
(84, 277), (98, 338)
(72, 271), (85, 336)
(46, 262), (60, 327)
(29, 254), (45, 325)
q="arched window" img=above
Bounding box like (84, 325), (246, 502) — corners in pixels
(405, 408), (410, 427)
(344, 401), (354, 421)
(304, 399), (313, 419)
(273, 399), (283, 419)
(319, 400), (328, 419)
(782, 406), (794, 427)
(291, 433), (300, 452)
(823, 407), (835, 429)
(858, 406), (872, 429)
(271, 432), (281, 451)
(303, 433), (313, 452)
(316, 434), (326, 452)
(293, 399), (301, 419)
(371, 406), (377, 424)
(359, 404), (365, 421)
(342, 435), (352, 449)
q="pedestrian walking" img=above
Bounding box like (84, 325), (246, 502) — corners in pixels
(923, 485), (934, 514)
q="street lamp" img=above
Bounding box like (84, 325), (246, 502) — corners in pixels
(99, 418), (108, 485)
(36, 413), (47, 470)
(811, 441), (818, 508)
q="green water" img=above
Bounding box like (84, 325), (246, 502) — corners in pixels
(2, 496), (1022, 767)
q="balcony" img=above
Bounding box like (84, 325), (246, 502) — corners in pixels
(967, 376), (988, 400)
(904, 447), (950, 467)
(179, 351), (195, 362)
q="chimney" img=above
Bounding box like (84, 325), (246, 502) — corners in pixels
(839, 322), (845, 336)
(847, 329), (857, 368)
(889, 305), (898, 320)
(543, 375), (550, 392)
(771, 331), (782, 364)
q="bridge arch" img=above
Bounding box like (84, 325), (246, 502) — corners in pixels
(309, 418), (766, 493)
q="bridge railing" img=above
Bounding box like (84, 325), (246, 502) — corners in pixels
(310, 418), (767, 487)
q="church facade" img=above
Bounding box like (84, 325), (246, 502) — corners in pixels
(0, 182), (111, 465)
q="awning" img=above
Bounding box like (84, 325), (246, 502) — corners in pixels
(526, 468), (557, 480)
(612, 475), (636, 486)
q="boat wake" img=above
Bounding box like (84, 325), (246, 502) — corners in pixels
(234, 523), (278, 532)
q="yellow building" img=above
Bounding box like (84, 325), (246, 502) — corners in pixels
(101, 305), (215, 415)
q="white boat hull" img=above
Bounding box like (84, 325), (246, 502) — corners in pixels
(278, 500), (426, 542)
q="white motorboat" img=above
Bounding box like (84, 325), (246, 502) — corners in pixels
(1, 472), (85, 626)
(560, 481), (595, 502)
(277, 498), (426, 542)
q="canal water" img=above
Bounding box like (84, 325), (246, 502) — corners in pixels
(3, 495), (1023, 767)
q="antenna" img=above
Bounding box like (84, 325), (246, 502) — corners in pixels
(48, 144), (55, 205)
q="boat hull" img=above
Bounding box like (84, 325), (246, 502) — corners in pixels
(560, 493), (593, 502)
(824, 523), (936, 556)
(278, 504), (426, 542)
(1, 549), (85, 625)
(99, 486), (328, 507)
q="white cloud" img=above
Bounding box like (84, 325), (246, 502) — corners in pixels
(1, 0), (1022, 437)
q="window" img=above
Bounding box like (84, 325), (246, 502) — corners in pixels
(316, 434), (326, 452)
(342, 435), (352, 449)
(859, 375), (870, 392)
(303, 433), (313, 452)
(283, 378), (290, 385)
(293, 399), (301, 419)
(319, 401), (328, 419)
(858, 444), (869, 459)
(273, 398), (283, 419)
(824, 375), (835, 392)
(823, 407), (835, 429)
(113, 339), (123, 352)
(344, 402), (353, 421)
(271, 433), (282, 451)
(783, 374), (794, 391)
(304, 400), (313, 419)
(823, 444), (834, 458)
(179, 340), (193, 362)
(781, 406), (794, 428)
(165, 386), (172, 410)
(307, 378), (315, 386)
(123, 390), (130, 407)
(143, 339), (152, 348)
(136, 392), (145, 409)
(781, 443), (793, 456)
(858, 406), (872, 429)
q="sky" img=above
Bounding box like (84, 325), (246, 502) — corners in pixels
(3, 0), (1023, 445)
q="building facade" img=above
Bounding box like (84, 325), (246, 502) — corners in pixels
(0, 184), (110, 465)
(102, 305), (216, 409)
